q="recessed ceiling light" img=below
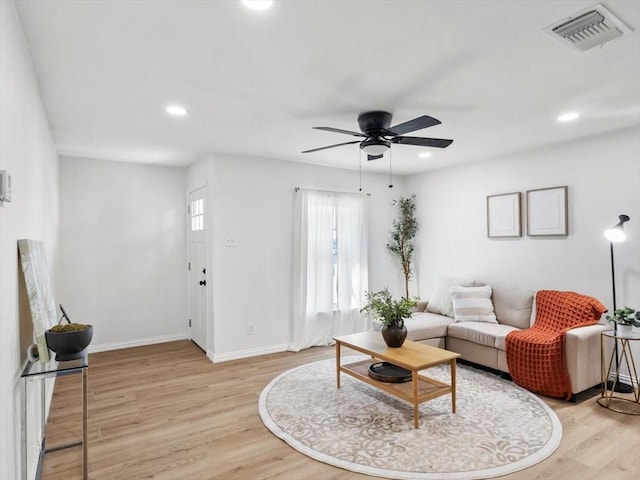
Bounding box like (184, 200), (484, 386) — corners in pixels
(241, 0), (273, 11)
(557, 112), (580, 123)
(166, 105), (187, 117)
(418, 152), (432, 159)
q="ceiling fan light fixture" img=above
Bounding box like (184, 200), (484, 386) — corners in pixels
(360, 137), (390, 156)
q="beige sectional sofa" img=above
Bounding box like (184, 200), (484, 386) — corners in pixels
(405, 280), (608, 399)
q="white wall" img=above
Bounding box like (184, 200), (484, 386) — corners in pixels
(405, 127), (640, 305)
(0, 1), (60, 478)
(57, 157), (188, 350)
(405, 126), (640, 366)
(187, 153), (407, 361)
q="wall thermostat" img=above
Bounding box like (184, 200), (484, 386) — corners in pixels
(0, 170), (12, 203)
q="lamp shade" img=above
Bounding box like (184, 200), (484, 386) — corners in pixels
(604, 214), (630, 243)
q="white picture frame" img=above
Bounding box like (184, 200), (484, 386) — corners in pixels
(527, 186), (568, 236)
(487, 192), (521, 238)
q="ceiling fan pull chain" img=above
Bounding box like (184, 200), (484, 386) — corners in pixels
(359, 150), (363, 192)
(388, 149), (393, 189)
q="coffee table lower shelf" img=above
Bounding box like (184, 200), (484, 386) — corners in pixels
(342, 359), (451, 400)
(334, 332), (459, 429)
(339, 359), (453, 428)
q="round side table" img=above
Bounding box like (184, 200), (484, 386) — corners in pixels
(598, 330), (640, 415)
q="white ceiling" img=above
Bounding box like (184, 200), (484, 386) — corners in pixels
(15, 0), (640, 175)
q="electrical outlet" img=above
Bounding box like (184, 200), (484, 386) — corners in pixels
(247, 323), (254, 335)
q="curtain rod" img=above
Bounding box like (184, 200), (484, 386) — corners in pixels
(294, 187), (371, 196)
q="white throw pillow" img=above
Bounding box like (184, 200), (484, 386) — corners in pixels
(451, 285), (497, 323)
(426, 275), (466, 317)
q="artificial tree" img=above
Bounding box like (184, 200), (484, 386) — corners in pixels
(387, 195), (418, 298)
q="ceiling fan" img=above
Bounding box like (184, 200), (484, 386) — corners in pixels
(302, 111), (453, 160)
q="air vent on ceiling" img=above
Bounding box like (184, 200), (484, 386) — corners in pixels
(544, 3), (632, 52)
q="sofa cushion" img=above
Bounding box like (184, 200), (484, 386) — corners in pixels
(492, 286), (534, 329)
(494, 326), (521, 351)
(447, 322), (519, 349)
(451, 285), (497, 323)
(426, 275), (468, 317)
(405, 312), (453, 341)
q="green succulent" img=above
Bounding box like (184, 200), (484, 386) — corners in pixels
(50, 323), (90, 332)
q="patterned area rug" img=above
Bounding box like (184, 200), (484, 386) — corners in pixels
(259, 356), (562, 480)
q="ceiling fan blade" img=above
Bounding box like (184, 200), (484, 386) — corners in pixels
(391, 136), (453, 148)
(301, 140), (361, 154)
(313, 127), (367, 137)
(367, 154), (384, 161)
(387, 115), (441, 136)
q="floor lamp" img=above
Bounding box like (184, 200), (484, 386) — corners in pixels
(604, 214), (634, 393)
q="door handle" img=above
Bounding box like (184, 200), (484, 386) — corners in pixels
(199, 280), (206, 286)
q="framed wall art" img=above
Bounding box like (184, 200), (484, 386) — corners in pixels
(527, 186), (568, 236)
(486, 192), (521, 238)
(18, 239), (57, 362)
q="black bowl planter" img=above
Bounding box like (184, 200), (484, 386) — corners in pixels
(381, 324), (407, 348)
(45, 325), (93, 361)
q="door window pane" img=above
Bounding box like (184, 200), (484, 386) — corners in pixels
(190, 199), (204, 231)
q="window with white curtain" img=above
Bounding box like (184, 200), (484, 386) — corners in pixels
(290, 189), (368, 352)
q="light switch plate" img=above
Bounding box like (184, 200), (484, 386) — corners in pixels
(0, 170), (12, 202)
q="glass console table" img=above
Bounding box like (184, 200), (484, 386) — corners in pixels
(21, 352), (88, 480)
(598, 330), (640, 415)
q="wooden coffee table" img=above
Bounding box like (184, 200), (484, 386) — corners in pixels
(334, 331), (460, 428)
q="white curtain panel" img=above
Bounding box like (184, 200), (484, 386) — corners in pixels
(333, 193), (368, 337)
(290, 190), (368, 352)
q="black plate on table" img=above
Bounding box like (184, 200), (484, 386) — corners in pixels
(368, 362), (412, 383)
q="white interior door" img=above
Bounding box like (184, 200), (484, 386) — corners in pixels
(188, 187), (207, 350)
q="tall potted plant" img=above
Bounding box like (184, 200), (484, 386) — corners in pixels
(361, 289), (418, 347)
(387, 195), (418, 298)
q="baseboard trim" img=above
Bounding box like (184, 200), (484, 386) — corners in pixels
(211, 344), (289, 363)
(88, 333), (190, 354)
(608, 372), (635, 387)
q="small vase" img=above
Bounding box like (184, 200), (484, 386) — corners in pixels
(381, 324), (408, 348)
(617, 324), (633, 337)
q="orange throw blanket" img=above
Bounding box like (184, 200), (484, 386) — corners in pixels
(506, 290), (607, 400)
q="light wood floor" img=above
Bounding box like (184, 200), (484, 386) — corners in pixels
(41, 340), (640, 480)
